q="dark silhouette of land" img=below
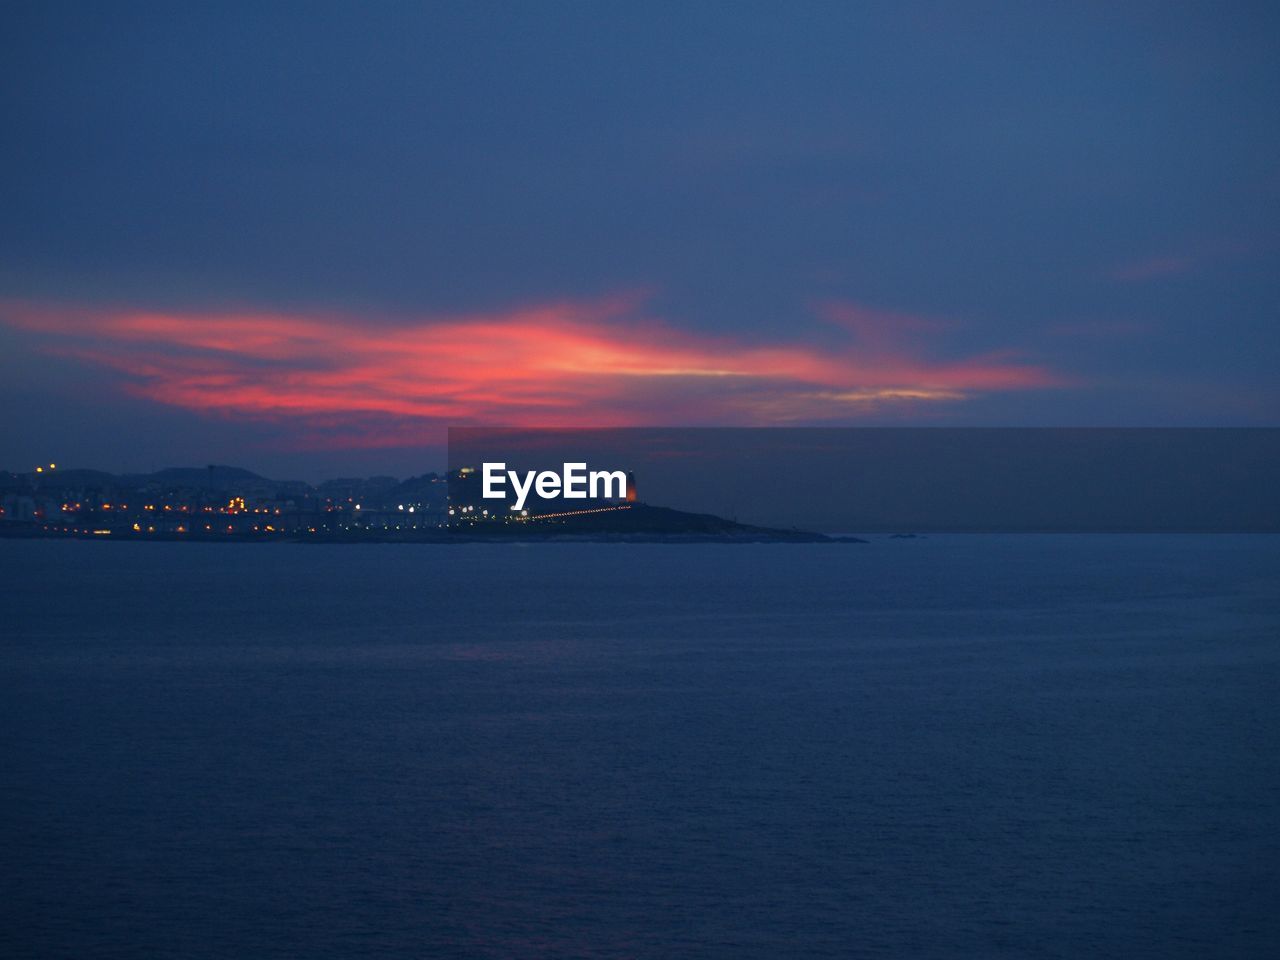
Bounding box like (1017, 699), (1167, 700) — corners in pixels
(0, 464), (858, 544)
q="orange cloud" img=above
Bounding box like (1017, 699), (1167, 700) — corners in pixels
(1, 296), (1060, 446)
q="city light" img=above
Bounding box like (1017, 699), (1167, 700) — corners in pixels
(524, 505), (632, 521)
(5, 467), (633, 540)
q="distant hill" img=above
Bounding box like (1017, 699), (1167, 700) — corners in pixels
(5, 464), (311, 493)
(454, 503), (856, 543)
(127, 465), (269, 489)
(24, 468), (120, 488)
(386, 472), (446, 502)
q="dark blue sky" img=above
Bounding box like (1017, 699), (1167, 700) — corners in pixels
(2, 2), (1277, 478)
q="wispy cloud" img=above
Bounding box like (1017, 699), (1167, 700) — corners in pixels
(1, 296), (1060, 446)
(1107, 254), (1195, 282)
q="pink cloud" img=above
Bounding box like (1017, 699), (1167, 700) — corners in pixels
(1, 296), (1061, 447)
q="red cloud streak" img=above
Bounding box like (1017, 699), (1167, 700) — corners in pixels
(2, 297), (1061, 446)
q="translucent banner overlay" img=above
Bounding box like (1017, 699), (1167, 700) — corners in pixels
(449, 428), (1280, 533)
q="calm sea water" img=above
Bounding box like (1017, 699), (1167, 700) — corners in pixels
(2, 536), (1278, 959)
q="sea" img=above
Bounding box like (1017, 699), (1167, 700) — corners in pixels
(2, 535), (1278, 959)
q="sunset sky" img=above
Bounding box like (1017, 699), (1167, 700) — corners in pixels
(2, 2), (1277, 478)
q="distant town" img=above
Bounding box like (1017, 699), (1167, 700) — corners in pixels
(0, 462), (457, 538)
(0, 462), (846, 543)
